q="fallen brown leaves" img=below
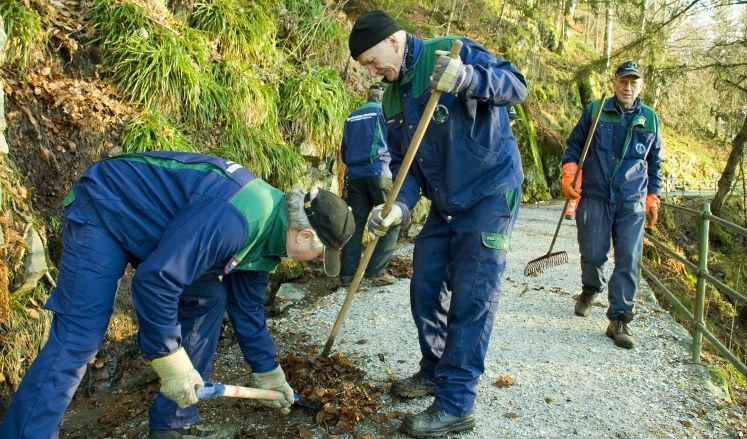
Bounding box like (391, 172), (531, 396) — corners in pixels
(387, 255), (412, 279)
(494, 373), (516, 388)
(280, 349), (384, 434)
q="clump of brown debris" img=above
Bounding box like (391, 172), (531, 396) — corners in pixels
(280, 349), (384, 433)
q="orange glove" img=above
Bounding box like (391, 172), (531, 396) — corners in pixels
(561, 162), (582, 199)
(646, 194), (660, 227)
(565, 198), (578, 219)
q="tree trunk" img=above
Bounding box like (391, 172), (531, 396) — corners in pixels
(639, 0), (648, 36)
(604, 0), (612, 72)
(558, 0), (577, 53)
(445, 0), (458, 34)
(712, 114), (747, 217)
(594, 10), (600, 52)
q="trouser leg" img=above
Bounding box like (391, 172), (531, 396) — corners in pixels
(607, 200), (645, 322)
(340, 179), (369, 281)
(576, 197), (613, 293)
(433, 192), (519, 417)
(410, 211), (451, 380)
(0, 218), (127, 438)
(148, 275), (227, 430)
(366, 177), (400, 277)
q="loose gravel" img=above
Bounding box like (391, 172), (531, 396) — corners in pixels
(270, 202), (745, 438)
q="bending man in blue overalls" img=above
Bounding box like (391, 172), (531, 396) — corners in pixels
(339, 82), (399, 287)
(0, 151), (354, 439)
(349, 10), (527, 437)
(562, 61), (663, 349)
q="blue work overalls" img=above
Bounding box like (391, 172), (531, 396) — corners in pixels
(383, 34), (527, 416)
(1, 152), (287, 437)
(563, 97), (663, 321)
(339, 98), (399, 281)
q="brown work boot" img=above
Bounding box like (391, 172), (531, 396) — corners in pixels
(367, 272), (397, 286)
(401, 405), (475, 437)
(574, 289), (598, 317)
(392, 372), (435, 399)
(606, 320), (635, 349)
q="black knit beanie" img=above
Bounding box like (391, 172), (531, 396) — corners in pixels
(348, 10), (402, 59)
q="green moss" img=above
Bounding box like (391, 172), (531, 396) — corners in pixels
(513, 104), (551, 201)
(0, 0), (46, 67)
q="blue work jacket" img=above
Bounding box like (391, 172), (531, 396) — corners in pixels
(55, 152), (285, 371)
(341, 99), (392, 180)
(563, 97), (663, 203)
(383, 35), (527, 215)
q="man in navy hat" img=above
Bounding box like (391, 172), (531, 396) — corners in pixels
(562, 61), (663, 348)
(339, 82), (399, 287)
(1, 151), (355, 439)
(348, 9), (527, 437)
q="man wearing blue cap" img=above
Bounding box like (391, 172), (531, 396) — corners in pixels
(348, 9), (527, 437)
(562, 61), (664, 349)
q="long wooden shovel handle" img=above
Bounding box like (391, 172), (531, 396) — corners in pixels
(547, 93), (606, 254)
(321, 40), (464, 357)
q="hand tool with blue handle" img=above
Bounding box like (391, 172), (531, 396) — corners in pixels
(196, 381), (321, 410)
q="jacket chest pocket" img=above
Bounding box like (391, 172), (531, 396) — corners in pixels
(627, 129), (654, 160)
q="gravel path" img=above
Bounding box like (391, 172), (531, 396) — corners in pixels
(272, 202), (745, 438)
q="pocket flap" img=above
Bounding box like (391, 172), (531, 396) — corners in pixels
(482, 232), (510, 251)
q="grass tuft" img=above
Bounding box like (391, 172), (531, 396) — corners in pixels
(279, 64), (358, 158)
(121, 109), (198, 153)
(190, 0), (279, 65)
(212, 122), (304, 190)
(0, 0), (46, 67)
(211, 60), (281, 129)
(92, 0), (218, 124)
(281, 0), (348, 67)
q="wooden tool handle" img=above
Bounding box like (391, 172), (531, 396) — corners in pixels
(322, 40), (463, 357)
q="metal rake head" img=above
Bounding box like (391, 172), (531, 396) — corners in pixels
(523, 251), (569, 277)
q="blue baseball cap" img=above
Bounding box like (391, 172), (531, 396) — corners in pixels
(615, 61), (642, 78)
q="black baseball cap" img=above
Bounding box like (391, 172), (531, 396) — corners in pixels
(615, 61), (643, 78)
(304, 189), (355, 276)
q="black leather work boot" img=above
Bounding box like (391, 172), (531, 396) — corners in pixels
(401, 405), (476, 437)
(392, 371), (435, 399)
(574, 288), (599, 317)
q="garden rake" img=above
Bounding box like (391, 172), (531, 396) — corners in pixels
(524, 93), (606, 277)
(320, 40), (464, 356)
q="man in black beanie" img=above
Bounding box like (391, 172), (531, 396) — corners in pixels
(349, 9), (528, 438)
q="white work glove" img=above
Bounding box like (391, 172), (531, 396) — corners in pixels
(253, 365), (295, 415)
(368, 202), (410, 236)
(150, 347), (204, 408)
(430, 49), (474, 94)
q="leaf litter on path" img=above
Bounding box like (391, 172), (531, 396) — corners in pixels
(280, 349), (384, 434)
